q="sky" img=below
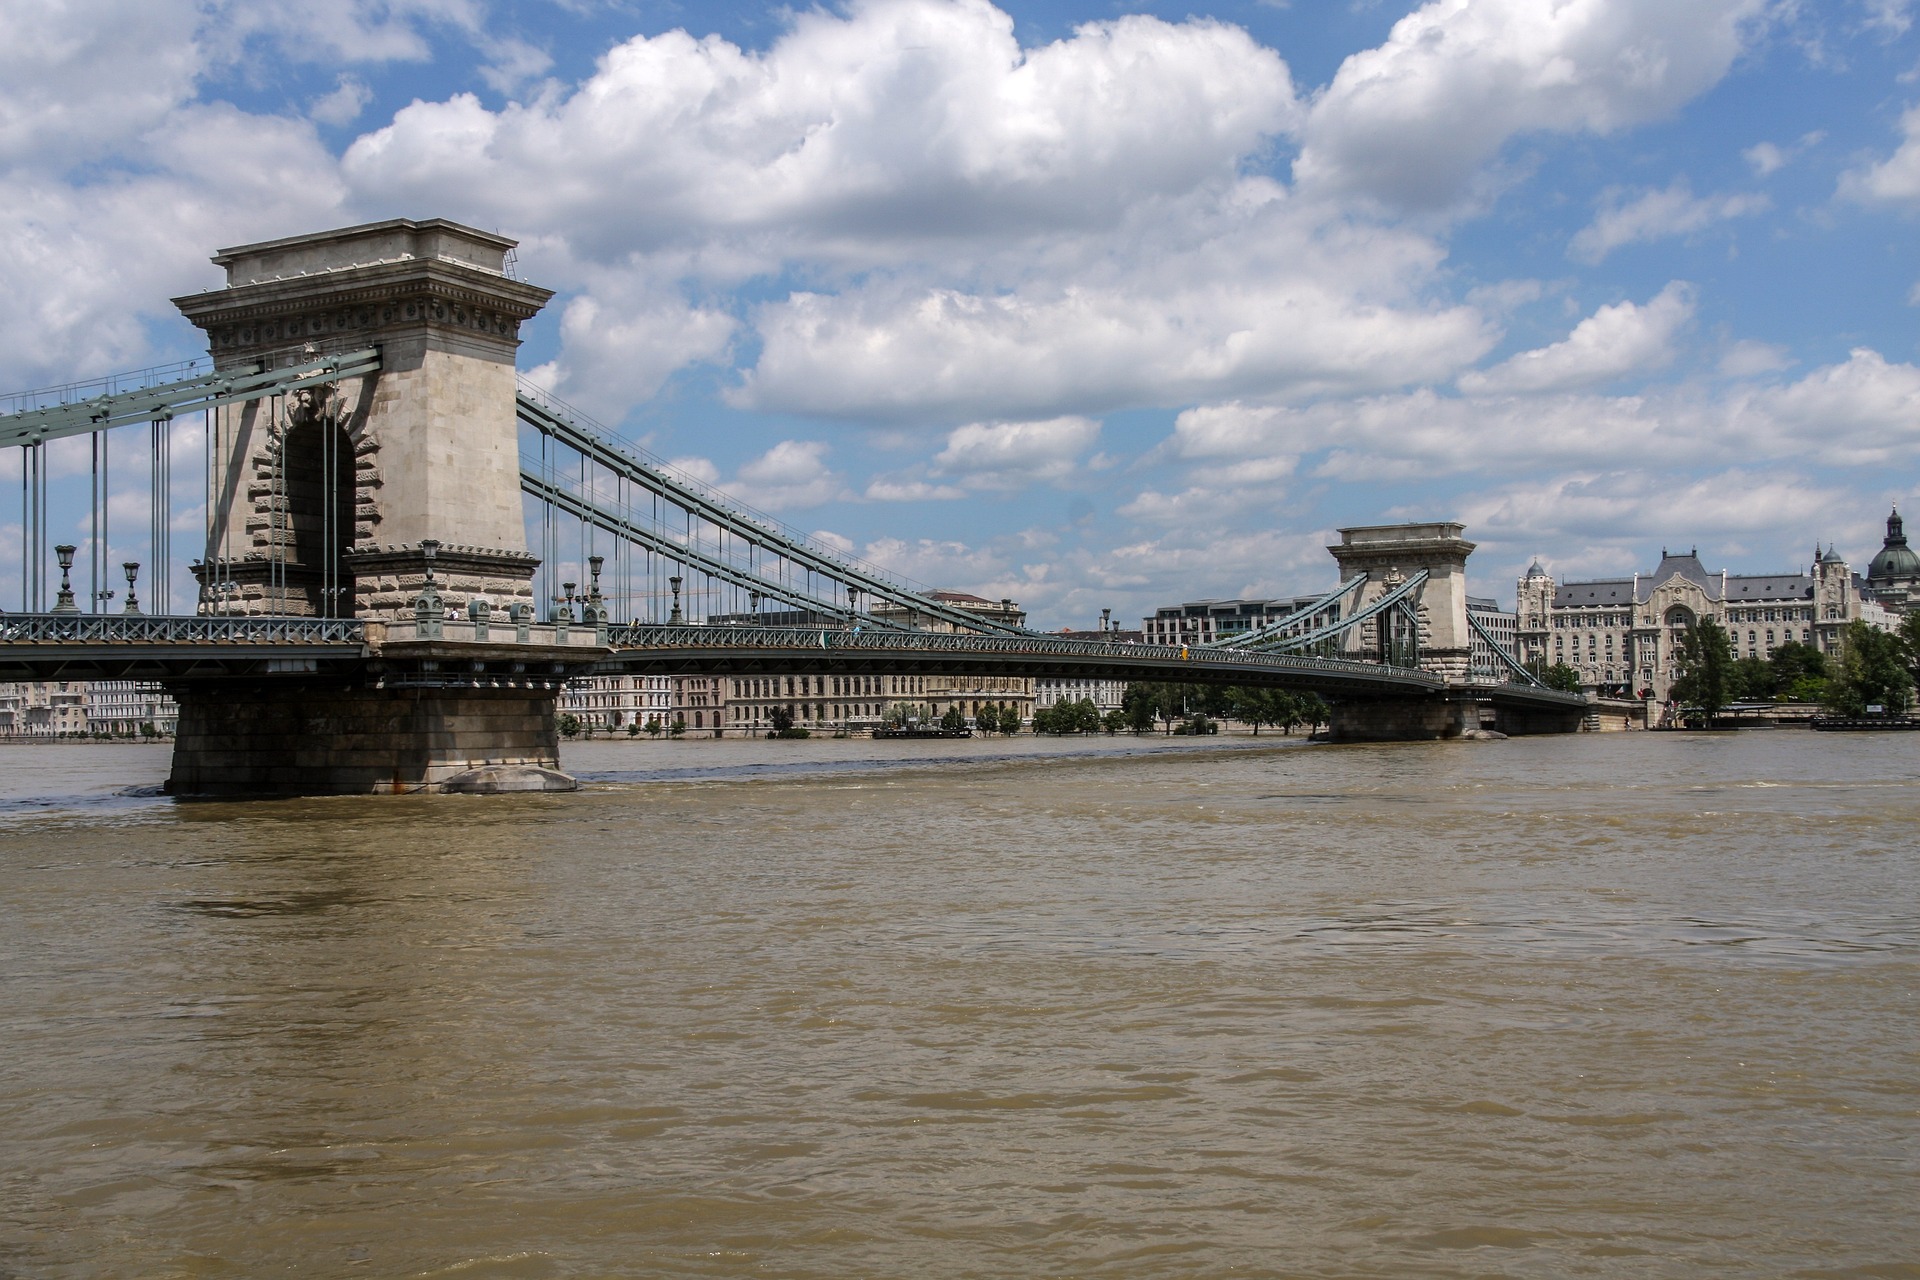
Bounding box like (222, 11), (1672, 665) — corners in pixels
(3, 0), (1920, 628)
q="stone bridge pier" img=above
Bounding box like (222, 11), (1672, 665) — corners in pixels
(164, 218), (594, 795)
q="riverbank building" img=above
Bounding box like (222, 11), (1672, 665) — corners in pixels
(1515, 544), (1900, 701)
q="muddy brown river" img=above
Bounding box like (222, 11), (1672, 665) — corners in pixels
(1, 731), (1915, 1277)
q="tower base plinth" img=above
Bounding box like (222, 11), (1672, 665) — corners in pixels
(165, 682), (575, 796)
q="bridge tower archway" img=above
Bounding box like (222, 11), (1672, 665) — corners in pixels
(281, 410), (357, 616)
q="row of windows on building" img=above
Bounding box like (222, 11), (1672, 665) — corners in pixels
(0, 681), (178, 737)
(557, 671), (1040, 733)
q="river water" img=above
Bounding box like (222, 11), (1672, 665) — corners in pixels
(1, 731), (1915, 1278)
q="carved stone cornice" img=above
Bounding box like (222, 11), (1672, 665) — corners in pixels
(346, 543), (540, 575)
(172, 257), (554, 362)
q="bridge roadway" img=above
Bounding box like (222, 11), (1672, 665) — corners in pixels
(0, 613), (1587, 716)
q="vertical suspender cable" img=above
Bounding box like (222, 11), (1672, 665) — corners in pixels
(17, 444), (26, 611)
(151, 416), (170, 615)
(90, 432), (100, 612)
(541, 426), (553, 617)
(320, 406), (333, 616)
(102, 427), (109, 609)
(202, 406), (214, 611)
(34, 441), (45, 610)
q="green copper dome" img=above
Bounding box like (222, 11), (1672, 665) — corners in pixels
(1868, 508), (1920, 581)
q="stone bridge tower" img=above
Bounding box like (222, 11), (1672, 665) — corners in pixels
(162, 220), (591, 795)
(174, 219), (552, 619)
(1328, 522), (1475, 682)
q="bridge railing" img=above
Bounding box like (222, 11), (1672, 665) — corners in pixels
(375, 617), (614, 648)
(0, 614), (367, 644)
(601, 622), (1445, 682)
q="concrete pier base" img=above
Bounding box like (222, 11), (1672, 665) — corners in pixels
(1329, 691), (1588, 741)
(166, 683), (575, 796)
(1329, 696), (1472, 742)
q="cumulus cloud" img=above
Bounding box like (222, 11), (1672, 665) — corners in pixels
(1458, 282), (1693, 395)
(1717, 339), (1792, 377)
(860, 533), (1034, 600)
(931, 416), (1100, 489)
(1568, 181), (1768, 263)
(1117, 483), (1282, 524)
(203, 0), (492, 67)
(729, 440), (846, 511)
(343, 0), (1298, 262)
(732, 195), (1495, 423)
(1743, 131), (1823, 176)
(864, 478), (968, 502)
(1294, 0), (1769, 210)
(864, 415), (1100, 500)
(311, 75), (374, 127)
(0, 104), (346, 386)
(0, 0), (477, 387)
(0, 0), (203, 167)
(1752, 347), (1920, 464)
(1164, 345), (1920, 485)
(1841, 104), (1920, 207)
(1461, 469), (1849, 545)
(326, 0), (1322, 423)
(1744, 141), (1788, 176)
(526, 285), (736, 422)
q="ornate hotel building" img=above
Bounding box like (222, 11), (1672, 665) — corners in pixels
(1515, 539), (1902, 701)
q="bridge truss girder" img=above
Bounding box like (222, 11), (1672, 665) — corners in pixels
(0, 348), (382, 449)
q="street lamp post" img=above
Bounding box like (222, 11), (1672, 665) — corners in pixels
(122, 562), (141, 615)
(51, 545), (78, 614)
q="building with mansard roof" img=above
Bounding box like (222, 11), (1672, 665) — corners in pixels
(1515, 545), (1898, 702)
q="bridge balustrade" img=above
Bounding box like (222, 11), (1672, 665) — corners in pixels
(600, 623), (1445, 682)
(0, 613), (366, 645)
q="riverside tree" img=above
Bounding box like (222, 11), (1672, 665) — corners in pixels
(1540, 663), (1583, 693)
(1296, 693), (1330, 735)
(1671, 619), (1736, 722)
(1120, 683), (1158, 735)
(1730, 656), (1776, 701)
(1769, 640), (1830, 703)
(1826, 620), (1914, 716)
(1229, 686), (1295, 735)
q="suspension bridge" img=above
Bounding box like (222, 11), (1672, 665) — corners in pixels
(0, 218), (1585, 794)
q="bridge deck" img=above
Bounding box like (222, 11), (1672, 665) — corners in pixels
(0, 616), (1588, 714)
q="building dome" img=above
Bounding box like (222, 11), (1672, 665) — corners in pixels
(1868, 508), (1920, 583)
